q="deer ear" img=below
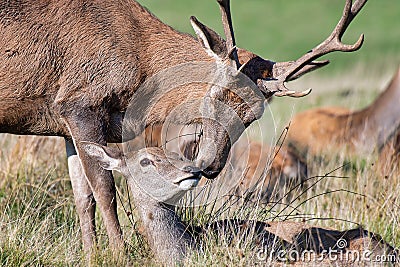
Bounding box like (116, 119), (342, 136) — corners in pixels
(190, 16), (227, 59)
(80, 142), (122, 171)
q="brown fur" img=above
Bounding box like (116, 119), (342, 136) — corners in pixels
(378, 130), (400, 176)
(232, 141), (307, 201)
(287, 68), (400, 158)
(0, 0), (266, 249)
(0, 0), (214, 136)
(0, 0), (368, 250)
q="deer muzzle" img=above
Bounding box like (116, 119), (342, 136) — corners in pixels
(196, 136), (231, 179)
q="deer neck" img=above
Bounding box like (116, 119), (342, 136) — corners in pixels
(136, 200), (195, 264)
(350, 73), (400, 151)
(117, 6), (215, 138)
(128, 174), (195, 263)
(133, 1), (213, 79)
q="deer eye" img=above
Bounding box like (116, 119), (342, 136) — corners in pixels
(140, 158), (152, 167)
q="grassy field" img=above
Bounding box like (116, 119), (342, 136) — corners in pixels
(0, 0), (399, 266)
(1, 119), (400, 266)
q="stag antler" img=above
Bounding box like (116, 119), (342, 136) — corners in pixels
(264, 0), (368, 97)
(217, 0), (241, 69)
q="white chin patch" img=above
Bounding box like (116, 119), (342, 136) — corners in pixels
(179, 179), (200, 190)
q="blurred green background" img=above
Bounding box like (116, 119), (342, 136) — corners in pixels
(137, 0), (399, 76)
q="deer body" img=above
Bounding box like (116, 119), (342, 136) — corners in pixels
(83, 144), (397, 265)
(0, 0), (369, 250)
(0, 0), (248, 249)
(0, 0), (212, 137)
(0, 0), (218, 249)
(288, 68), (400, 157)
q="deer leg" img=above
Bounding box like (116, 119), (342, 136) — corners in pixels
(62, 114), (123, 250)
(65, 138), (97, 250)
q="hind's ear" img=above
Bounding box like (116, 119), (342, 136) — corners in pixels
(190, 16), (227, 59)
(80, 142), (122, 171)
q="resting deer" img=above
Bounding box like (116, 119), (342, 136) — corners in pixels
(230, 141), (307, 202)
(0, 0), (368, 249)
(287, 68), (400, 158)
(83, 143), (398, 265)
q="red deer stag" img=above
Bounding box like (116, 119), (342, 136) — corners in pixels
(0, 0), (368, 250)
(287, 68), (400, 159)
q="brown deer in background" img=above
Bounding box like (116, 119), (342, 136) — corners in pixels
(230, 141), (307, 202)
(0, 0), (368, 250)
(287, 68), (400, 159)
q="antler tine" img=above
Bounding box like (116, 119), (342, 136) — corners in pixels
(275, 60), (330, 81)
(216, 0), (241, 69)
(289, 0), (367, 79)
(274, 88), (312, 98)
(260, 79), (312, 98)
(338, 0), (368, 40)
(264, 0), (367, 98)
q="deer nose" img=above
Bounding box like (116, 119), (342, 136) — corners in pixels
(201, 169), (219, 179)
(182, 166), (202, 178)
(195, 160), (218, 179)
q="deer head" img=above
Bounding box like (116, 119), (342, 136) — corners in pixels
(81, 142), (202, 205)
(189, 0), (367, 178)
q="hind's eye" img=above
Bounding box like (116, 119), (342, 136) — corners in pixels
(140, 158), (152, 167)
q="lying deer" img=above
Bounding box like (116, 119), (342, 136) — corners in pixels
(227, 141), (307, 202)
(82, 143), (398, 265)
(0, 0), (368, 249)
(287, 68), (400, 158)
